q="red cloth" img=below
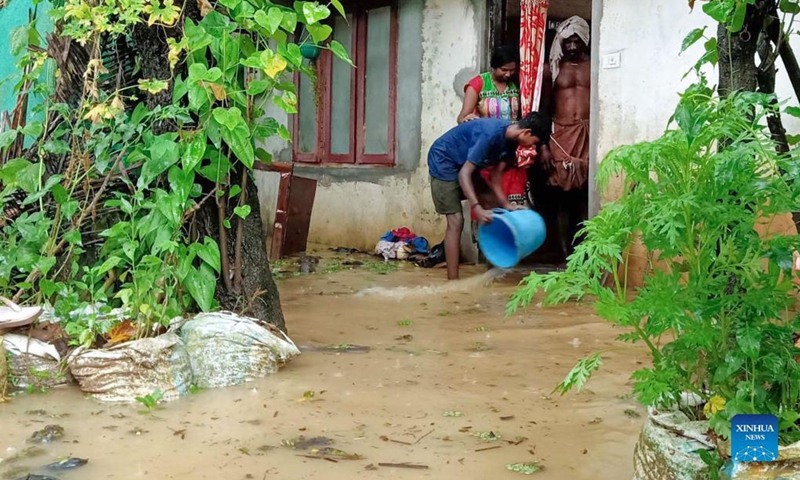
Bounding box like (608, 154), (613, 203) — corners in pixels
(469, 166), (528, 220)
(390, 227), (416, 240)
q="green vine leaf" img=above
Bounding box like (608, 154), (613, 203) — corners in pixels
(329, 40), (353, 66)
(306, 23), (332, 43)
(330, 0), (346, 18)
(233, 205), (251, 219)
(0, 130), (18, 150)
(140, 135), (180, 187)
(786, 106), (800, 118)
(299, 1), (330, 24)
(780, 0), (800, 15)
(255, 7), (283, 34)
(218, 0), (241, 10)
(280, 10), (298, 32)
(680, 27), (705, 53)
(702, 0), (731, 23)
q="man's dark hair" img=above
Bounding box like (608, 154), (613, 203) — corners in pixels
(490, 45), (520, 69)
(518, 112), (552, 143)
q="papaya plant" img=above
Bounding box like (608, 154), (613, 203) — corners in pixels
(509, 79), (800, 445)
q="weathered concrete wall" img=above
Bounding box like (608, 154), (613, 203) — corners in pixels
(254, 0), (485, 254)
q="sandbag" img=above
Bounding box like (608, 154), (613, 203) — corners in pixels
(3, 334), (71, 392)
(67, 332), (192, 403)
(179, 311), (300, 389)
(633, 406), (712, 480)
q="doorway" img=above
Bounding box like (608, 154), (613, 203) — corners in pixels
(488, 0), (596, 270)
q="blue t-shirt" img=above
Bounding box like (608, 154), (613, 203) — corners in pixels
(427, 118), (515, 182)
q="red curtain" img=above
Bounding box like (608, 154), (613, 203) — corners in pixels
(516, 0), (549, 167)
(519, 0), (549, 116)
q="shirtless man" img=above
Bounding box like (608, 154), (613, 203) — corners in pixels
(538, 16), (591, 263)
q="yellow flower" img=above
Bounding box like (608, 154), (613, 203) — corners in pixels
(704, 395), (726, 416)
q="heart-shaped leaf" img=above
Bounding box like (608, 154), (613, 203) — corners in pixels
(307, 23), (332, 43)
(301, 1), (330, 24)
(233, 205), (251, 218)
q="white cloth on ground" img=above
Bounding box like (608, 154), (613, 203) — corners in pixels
(375, 240), (405, 260)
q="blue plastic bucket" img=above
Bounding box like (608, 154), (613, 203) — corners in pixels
(477, 208), (547, 269)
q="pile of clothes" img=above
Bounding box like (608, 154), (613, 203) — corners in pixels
(375, 227), (430, 261)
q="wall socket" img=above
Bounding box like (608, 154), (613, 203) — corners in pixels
(602, 52), (621, 69)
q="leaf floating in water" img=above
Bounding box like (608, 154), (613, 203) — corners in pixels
(623, 409), (641, 418)
(472, 431), (501, 442)
(294, 390), (323, 403)
(469, 342), (490, 352)
(306, 447), (364, 460)
(281, 436), (334, 450)
(507, 461), (542, 475)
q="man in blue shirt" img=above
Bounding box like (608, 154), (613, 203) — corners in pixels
(428, 112), (551, 280)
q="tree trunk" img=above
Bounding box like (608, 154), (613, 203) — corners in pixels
(717, 14), (762, 96)
(131, 24), (181, 134)
(130, 21), (286, 331)
(192, 170), (286, 331)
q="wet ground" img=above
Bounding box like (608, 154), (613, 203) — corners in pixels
(1, 252), (648, 479)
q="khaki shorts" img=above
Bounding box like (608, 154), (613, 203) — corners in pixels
(430, 177), (465, 215)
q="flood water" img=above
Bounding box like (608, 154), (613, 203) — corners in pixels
(1, 254), (648, 479)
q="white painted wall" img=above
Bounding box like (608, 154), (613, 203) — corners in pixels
(596, 0), (800, 167)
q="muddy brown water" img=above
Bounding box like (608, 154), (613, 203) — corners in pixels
(1, 258), (648, 479)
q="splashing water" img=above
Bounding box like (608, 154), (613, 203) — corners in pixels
(354, 268), (507, 300)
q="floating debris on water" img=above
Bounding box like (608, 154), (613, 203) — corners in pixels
(281, 436), (334, 450)
(507, 461), (542, 475)
(27, 425), (64, 444)
(44, 458), (88, 470)
(472, 431), (501, 442)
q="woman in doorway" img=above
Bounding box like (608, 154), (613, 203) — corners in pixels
(457, 45), (529, 250)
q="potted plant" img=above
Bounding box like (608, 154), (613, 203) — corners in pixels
(508, 79), (800, 478)
(298, 26), (322, 60)
(300, 43), (322, 60)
